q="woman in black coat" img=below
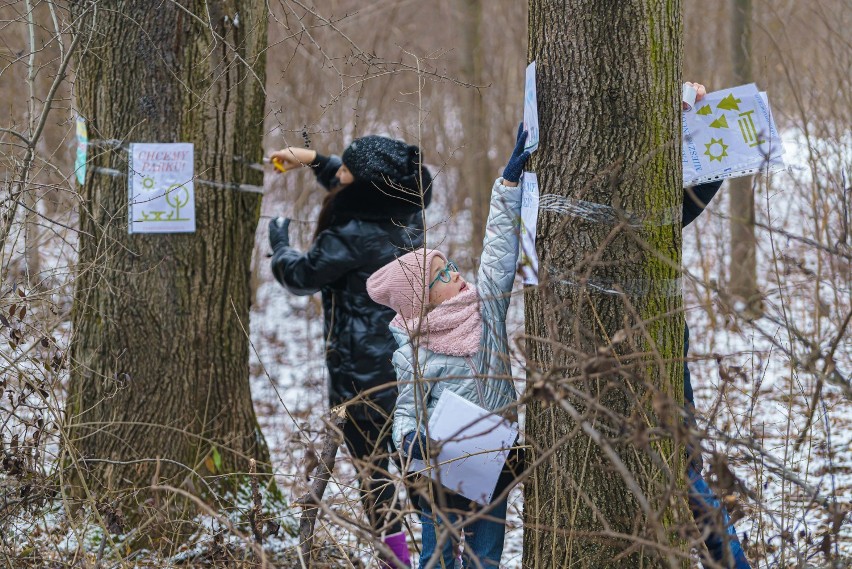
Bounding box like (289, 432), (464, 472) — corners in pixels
(268, 136), (431, 568)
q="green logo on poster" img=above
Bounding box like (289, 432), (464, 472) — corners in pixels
(704, 138), (729, 162)
(137, 183), (191, 222)
(717, 94), (741, 111)
(709, 115), (729, 129)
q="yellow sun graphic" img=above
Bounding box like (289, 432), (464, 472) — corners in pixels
(704, 138), (729, 162)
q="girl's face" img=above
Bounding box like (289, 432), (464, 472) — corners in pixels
(428, 256), (467, 305)
(336, 164), (354, 186)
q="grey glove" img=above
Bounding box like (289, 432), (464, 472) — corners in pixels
(268, 217), (291, 251)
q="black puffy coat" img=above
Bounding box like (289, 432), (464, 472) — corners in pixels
(270, 154), (430, 417)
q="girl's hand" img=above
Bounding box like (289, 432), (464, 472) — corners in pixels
(502, 123), (531, 187)
(269, 147), (317, 172)
(402, 431), (437, 461)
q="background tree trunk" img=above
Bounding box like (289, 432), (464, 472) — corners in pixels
(522, 1), (689, 567)
(460, 0), (493, 251)
(24, 188), (39, 284)
(67, 1), (270, 502)
(728, 0), (760, 310)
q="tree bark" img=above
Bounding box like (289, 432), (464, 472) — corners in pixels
(523, 1), (689, 567)
(67, 1), (270, 502)
(728, 0), (760, 310)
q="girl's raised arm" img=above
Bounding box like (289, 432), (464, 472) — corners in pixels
(477, 125), (530, 321)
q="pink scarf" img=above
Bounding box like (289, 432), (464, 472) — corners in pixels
(390, 287), (482, 356)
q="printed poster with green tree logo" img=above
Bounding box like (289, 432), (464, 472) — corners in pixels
(128, 142), (196, 234)
(682, 83), (785, 187)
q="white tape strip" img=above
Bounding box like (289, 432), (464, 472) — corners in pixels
(91, 166), (264, 194)
(539, 194), (681, 227)
(546, 267), (682, 297)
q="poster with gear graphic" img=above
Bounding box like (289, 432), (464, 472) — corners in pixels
(682, 83), (785, 187)
(128, 143), (196, 234)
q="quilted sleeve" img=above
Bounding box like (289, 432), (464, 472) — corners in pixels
(477, 178), (523, 322)
(391, 348), (430, 450)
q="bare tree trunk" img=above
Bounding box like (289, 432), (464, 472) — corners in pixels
(460, 0), (492, 251)
(728, 0), (760, 312)
(24, 189), (39, 284)
(522, 1), (689, 567)
(67, 1), (270, 504)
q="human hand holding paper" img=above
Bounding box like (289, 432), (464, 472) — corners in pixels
(402, 431), (438, 461)
(682, 81), (707, 111)
(408, 391), (518, 505)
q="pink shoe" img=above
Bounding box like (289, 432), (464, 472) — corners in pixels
(381, 531), (411, 569)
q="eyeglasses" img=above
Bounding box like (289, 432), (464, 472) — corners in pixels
(428, 260), (459, 289)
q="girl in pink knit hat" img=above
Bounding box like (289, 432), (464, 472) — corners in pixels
(367, 125), (530, 568)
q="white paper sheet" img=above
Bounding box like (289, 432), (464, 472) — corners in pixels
(409, 390), (518, 506)
(523, 61), (540, 153)
(128, 142), (196, 234)
(682, 83), (785, 186)
(520, 173), (540, 285)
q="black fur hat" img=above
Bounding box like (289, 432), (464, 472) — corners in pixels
(343, 135), (415, 183)
(333, 135), (432, 221)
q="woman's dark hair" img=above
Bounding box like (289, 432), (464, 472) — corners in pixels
(313, 185), (345, 240)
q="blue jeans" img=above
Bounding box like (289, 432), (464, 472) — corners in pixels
(688, 467), (751, 568)
(684, 327), (751, 569)
(418, 497), (508, 568)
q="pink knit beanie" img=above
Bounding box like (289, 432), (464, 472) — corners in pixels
(367, 248), (447, 319)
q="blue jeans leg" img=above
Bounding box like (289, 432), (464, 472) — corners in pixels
(419, 501), (460, 569)
(688, 467), (751, 569)
(460, 497), (508, 568)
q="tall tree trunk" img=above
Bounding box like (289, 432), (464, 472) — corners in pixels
(522, 1), (689, 567)
(461, 0), (492, 251)
(67, 2), (270, 502)
(728, 0), (760, 311)
(24, 188), (40, 284)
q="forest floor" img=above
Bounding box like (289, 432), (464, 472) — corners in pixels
(2, 135), (849, 568)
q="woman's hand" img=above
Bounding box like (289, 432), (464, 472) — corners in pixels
(268, 217), (291, 251)
(269, 147), (317, 172)
(683, 81), (707, 110)
(501, 123), (531, 187)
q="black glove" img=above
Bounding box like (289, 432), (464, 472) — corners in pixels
(268, 217), (291, 251)
(501, 122), (532, 184)
(402, 431), (431, 461)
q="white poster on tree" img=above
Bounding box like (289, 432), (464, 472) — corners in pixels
(128, 142), (196, 234)
(74, 116), (87, 186)
(520, 173), (540, 285)
(523, 61), (540, 153)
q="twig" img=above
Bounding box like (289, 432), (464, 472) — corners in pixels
(295, 406), (346, 567)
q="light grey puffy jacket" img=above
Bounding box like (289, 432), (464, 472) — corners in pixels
(391, 178), (521, 449)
